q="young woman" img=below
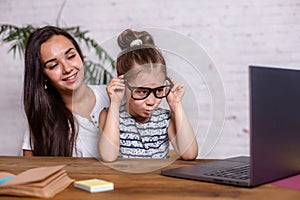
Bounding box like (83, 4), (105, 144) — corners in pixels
(98, 29), (198, 162)
(22, 26), (109, 157)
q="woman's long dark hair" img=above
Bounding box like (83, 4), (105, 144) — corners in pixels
(24, 26), (84, 156)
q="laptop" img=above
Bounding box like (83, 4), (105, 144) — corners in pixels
(161, 65), (300, 187)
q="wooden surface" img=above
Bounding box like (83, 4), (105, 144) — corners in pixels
(0, 156), (300, 200)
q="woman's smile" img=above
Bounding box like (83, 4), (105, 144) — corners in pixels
(63, 72), (78, 83)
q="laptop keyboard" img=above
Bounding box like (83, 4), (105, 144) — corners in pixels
(204, 164), (250, 180)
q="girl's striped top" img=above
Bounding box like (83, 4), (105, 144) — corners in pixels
(119, 106), (171, 158)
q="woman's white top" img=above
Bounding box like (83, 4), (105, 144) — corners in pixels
(22, 85), (109, 158)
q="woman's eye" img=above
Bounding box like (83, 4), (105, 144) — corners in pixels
(68, 54), (76, 59)
(48, 64), (58, 70)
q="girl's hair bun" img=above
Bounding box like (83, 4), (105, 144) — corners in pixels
(117, 29), (155, 50)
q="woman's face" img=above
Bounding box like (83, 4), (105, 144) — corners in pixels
(41, 35), (84, 94)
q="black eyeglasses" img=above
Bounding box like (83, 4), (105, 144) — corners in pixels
(124, 77), (174, 100)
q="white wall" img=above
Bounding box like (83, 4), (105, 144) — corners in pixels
(0, 0), (299, 158)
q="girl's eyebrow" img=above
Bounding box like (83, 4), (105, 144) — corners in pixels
(44, 48), (74, 66)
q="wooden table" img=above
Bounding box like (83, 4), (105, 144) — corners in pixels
(0, 156), (299, 199)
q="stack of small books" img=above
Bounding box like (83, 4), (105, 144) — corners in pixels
(0, 165), (73, 198)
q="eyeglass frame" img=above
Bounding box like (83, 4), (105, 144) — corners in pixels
(124, 77), (174, 100)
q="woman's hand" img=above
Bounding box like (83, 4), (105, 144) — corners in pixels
(106, 75), (125, 104)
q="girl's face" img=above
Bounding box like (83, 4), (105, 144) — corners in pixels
(125, 66), (166, 123)
(41, 35), (84, 94)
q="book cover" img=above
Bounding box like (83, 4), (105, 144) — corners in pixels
(74, 179), (114, 193)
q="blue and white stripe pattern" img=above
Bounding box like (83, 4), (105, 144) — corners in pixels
(119, 107), (171, 158)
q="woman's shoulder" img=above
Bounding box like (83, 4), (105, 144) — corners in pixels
(88, 84), (109, 111)
(88, 84), (106, 92)
(88, 85), (108, 99)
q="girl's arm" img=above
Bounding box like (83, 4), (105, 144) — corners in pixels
(167, 78), (198, 160)
(98, 76), (125, 162)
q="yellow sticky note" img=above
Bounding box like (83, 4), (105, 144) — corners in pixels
(74, 179), (114, 193)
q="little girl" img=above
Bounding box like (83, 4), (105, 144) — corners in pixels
(98, 29), (198, 162)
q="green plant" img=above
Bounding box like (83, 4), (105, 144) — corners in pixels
(0, 24), (114, 85)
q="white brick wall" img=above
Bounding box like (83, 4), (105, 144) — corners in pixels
(0, 0), (300, 158)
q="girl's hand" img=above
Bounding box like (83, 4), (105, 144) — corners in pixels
(166, 77), (185, 109)
(106, 75), (125, 104)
